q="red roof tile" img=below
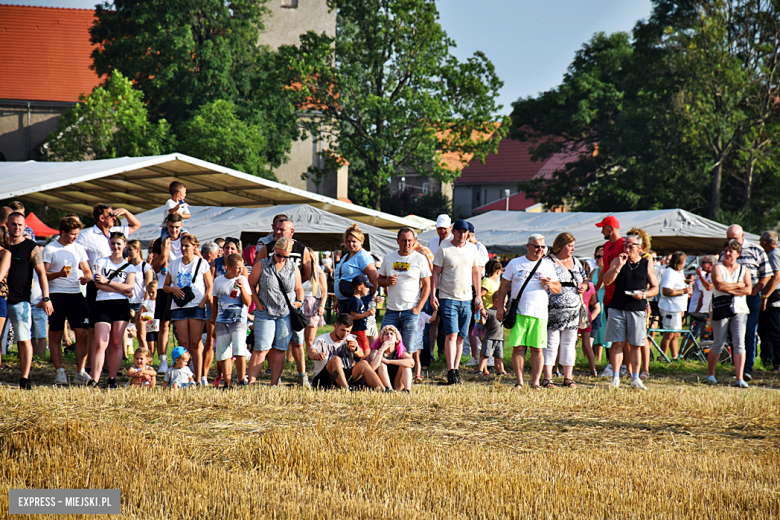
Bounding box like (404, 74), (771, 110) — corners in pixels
(0, 5), (102, 102)
(455, 138), (544, 185)
(473, 192), (538, 213)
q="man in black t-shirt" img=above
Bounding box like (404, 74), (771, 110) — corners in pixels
(6, 212), (53, 389)
(254, 218), (312, 386)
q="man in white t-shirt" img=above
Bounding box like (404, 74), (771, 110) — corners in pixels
(378, 227), (431, 381)
(427, 214), (453, 256)
(151, 213), (184, 373)
(44, 217), (94, 385)
(431, 219), (482, 385)
(495, 233), (561, 388)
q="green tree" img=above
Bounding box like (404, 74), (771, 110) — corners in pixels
(90, 0), (301, 170)
(44, 70), (174, 161)
(283, 0), (507, 210)
(511, 0), (780, 228)
(178, 100), (269, 178)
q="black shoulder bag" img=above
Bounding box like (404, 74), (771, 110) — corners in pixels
(106, 262), (131, 282)
(502, 258), (543, 329)
(711, 265), (742, 321)
(271, 264), (307, 332)
(173, 258), (202, 308)
(337, 256), (355, 299)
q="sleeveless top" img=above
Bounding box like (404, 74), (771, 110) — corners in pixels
(256, 257), (296, 317)
(547, 255), (586, 330)
(213, 257), (227, 277)
(610, 256), (649, 312)
(711, 263), (749, 314)
(8, 239), (37, 304)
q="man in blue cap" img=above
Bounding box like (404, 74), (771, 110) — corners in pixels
(431, 219), (483, 384)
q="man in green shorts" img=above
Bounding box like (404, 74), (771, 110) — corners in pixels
(495, 234), (561, 388)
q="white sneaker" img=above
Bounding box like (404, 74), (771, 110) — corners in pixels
(158, 358), (169, 374)
(619, 365), (628, 377)
(610, 377), (620, 388)
(705, 375), (718, 385)
(54, 368), (69, 385)
(601, 366), (614, 378)
(200, 376), (209, 387)
(73, 370), (93, 386)
(629, 378), (648, 390)
(486, 358), (495, 367)
(736, 379), (749, 389)
(639, 371), (649, 380)
(465, 357), (479, 367)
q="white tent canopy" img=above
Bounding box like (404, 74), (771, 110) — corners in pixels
(133, 204), (399, 256)
(0, 154), (419, 231)
(419, 209), (759, 257)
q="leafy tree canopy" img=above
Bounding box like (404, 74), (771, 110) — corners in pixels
(282, 0), (508, 210)
(44, 70), (174, 161)
(512, 0), (780, 230)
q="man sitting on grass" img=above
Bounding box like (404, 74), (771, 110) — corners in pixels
(307, 313), (384, 390)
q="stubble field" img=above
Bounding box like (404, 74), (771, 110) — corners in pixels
(0, 372), (778, 519)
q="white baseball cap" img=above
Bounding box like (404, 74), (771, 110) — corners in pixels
(435, 214), (452, 228)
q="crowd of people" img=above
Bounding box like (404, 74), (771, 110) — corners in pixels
(1, 182), (778, 391)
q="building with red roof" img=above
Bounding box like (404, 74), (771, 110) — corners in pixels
(0, 5), (102, 162)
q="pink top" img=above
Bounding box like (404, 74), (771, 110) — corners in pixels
(579, 281), (596, 332)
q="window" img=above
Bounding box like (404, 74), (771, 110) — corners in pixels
(281, 0), (298, 7)
(422, 182), (428, 195)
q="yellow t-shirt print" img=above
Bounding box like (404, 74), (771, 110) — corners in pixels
(392, 261), (410, 272)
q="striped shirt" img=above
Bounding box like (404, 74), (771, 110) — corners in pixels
(734, 239), (771, 283)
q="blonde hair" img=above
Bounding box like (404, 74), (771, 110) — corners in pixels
(134, 348), (151, 359)
(181, 234), (200, 248)
(127, 239), (143, 252)
(627, 228), (651, 252)
(343, 223), (365, 247)
(551, 232), (575, 254)
(274, 237), (294, 253)
(147, 280), (158, 292)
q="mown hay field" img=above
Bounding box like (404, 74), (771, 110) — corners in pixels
(0, 379), (779, 519)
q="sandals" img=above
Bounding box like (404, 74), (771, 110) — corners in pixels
(541, 378), (556, 389)
(514, 383), (524, 389)
(414, 375), (423, 383)
(496, 371), (509, 376)
(562, 378), (577, 389)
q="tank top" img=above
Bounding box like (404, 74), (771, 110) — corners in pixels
(710, 264), (749, 314)
(609, 256), (649, 312)
(7, 239), (37, 304)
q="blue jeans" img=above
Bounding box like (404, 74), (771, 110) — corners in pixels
(382, 309), (420, 353)
(253, 309), (292, 352)
(440, 299), (470, 338)
(744, 294), (761, 373)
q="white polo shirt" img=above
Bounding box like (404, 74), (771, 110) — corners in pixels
(76, 225), (130, 269)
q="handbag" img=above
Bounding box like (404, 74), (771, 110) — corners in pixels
(172, 258), (202, 308)
(502, 258), (543, 329)
(711, 265), (741, 321)
(578, 300), (590, 329)
(271, 264), (307, 332)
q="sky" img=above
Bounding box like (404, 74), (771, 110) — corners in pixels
(3, 0), (654, 114)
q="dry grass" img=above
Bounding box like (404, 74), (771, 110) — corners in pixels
(0, 381), (778, 519)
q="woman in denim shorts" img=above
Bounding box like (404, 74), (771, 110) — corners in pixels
(164, 234), (213, 387)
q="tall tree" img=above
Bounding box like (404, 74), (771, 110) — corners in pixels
(90, 0), (301, 171)
(44, 70), (174, 161)
(282, 0), (507, 210)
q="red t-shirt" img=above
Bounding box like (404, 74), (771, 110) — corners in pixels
(602, 237), (625, 305)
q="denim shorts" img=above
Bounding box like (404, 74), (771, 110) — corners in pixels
(129, 302), (143, 314)
(0, 297), (6, 319)
(381, 309), (421, 353)
(31, 307), (48, 339)
(7, 301), (32, 342)
(171, 306), (206, 321)
(253, 309), (292, 352)
(440, 298), (471, 338)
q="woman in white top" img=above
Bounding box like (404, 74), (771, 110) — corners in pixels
(91, 231), (137, 388)
(707, 239), (752, 387)
(302, 247), (328, 349)
(164, 234), (213, 387)
(127, 239), (155, 351)
(658, 251), (692, 360)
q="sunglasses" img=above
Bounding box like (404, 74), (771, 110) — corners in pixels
(527, 244), (545, 250)
(275, 252), (289, 260)
(594, 255), (603, 259)
(110, 231), (126, 239)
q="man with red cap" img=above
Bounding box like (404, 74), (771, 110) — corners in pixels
(595, 215), (625, 378)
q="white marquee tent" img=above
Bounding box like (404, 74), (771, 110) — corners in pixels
(133, 204), (399, 256)
(0, 154), (419, 231)
(419, 209), (760, 257)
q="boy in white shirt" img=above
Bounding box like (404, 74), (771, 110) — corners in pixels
(161, 181), (190, 239)
(211, 253), (251, 388)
